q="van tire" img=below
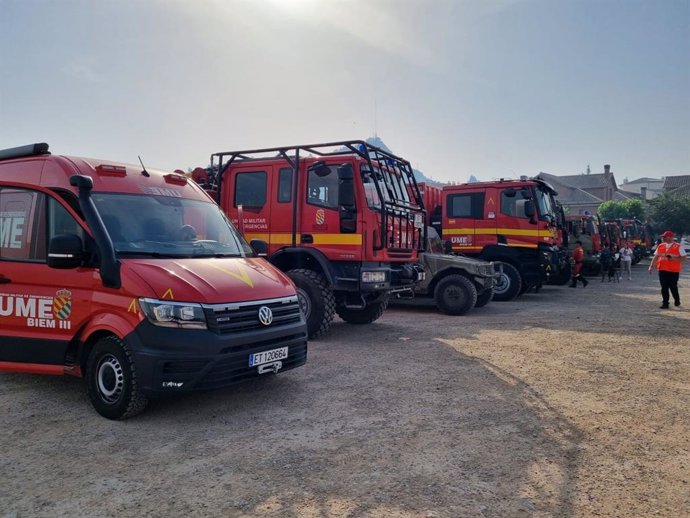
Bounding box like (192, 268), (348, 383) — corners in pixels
(336, 298), (388, 324)
(86, 336), (148, 420)
(434, 274), (477, 315)
(474, 288), (494, 308)
(492, 262), (522, 301)
(287, 268), (335, 339)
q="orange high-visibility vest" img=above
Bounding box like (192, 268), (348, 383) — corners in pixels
(657, 242), (683, 273)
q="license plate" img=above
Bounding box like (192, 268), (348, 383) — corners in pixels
(249, 347), (288, 367)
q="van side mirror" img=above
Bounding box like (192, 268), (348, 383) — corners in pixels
(249, 239), (268, 256)
(337, 164), (356, 210)
(48, 233), (84, 269)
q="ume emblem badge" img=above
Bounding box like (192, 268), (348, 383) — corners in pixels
(258, 306), (273, 326)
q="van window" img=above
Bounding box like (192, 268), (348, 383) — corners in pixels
(446, 193), (484, 219)
(234, 172), (267, 208)
(0, 187), (46, 262)
(278, 168), (292, 203)
(307, 165), (339, 209)
(48, 197), (84, 241)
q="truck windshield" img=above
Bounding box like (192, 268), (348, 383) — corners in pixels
(360, 163), (412, 210)
(535, 188), (553, 219)
(92, 193), (251, 258)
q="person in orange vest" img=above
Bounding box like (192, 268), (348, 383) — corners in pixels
(570, 240), (589, 288)
(648, 230), (687, 308)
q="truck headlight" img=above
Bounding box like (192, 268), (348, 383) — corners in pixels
(139, 298), (207, 329)
(361, 271), (387, 283)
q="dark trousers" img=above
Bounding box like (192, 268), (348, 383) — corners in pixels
(659, 270), (680, 305)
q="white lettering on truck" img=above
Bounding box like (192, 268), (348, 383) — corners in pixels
(0, 211), (25, 249)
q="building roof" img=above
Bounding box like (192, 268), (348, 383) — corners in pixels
(537, 173), (603, 204)
(548, 172), (616, 190)
(614, 190), (639, 200)
(623, 177), (663, 185)
(663, 175), (690, 191)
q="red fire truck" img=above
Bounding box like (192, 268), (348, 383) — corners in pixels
(196, 141), (426, 338)
(420, 177), (564, 300)
(0, 143), (307, 419)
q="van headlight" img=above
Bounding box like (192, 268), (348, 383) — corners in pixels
(139, 298), (207, 329)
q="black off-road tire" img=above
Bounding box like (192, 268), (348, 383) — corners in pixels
(434, 274), (478, 315)
(85, 335), (148, 420)
(492, 262), (522, 302)
(287, 268), (335, 339)
(474, 288), (494, 308)
(336, 298), (388, 324)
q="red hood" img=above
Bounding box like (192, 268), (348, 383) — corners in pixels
(122, 257), (296, 303)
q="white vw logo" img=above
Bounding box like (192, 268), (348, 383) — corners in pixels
(258, 306), (273, 326)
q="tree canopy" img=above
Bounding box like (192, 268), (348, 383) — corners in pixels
(648, 194), (690, 237)
(597, 198), (645, 220)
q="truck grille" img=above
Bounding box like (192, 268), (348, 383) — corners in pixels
(203, 296), (302, 334)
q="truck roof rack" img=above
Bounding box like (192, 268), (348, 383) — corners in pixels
(0, 143), (50, 161)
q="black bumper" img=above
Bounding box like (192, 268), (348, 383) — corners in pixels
(125, 319), (307, 397)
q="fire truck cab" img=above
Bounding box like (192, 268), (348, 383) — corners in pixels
(201, 141), (426, 338)
(426, 178), (562, 301)
(0, 143), (307, 419)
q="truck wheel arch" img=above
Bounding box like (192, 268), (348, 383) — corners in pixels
(270, 248), (334, 286)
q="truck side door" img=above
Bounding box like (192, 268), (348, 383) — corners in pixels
(0, 187), (94, 368)
(498, 187), (534, 248)
(222, 167), (272, 248)
(299, 161), (362, 259)
(444, 189), (486, 253)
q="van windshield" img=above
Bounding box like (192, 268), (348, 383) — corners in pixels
(92, 193), (251, 258)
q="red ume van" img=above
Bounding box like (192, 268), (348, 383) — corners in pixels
(0, 143), (307, 419)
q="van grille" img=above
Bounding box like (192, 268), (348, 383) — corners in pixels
(203, 296), (302, 334)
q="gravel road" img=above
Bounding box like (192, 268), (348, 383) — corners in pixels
(1, 260), (688, 517)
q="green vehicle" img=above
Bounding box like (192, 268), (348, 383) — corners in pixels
(394, 228), (498, 315)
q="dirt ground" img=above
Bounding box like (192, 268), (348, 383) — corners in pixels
(1, 259), (689, 518)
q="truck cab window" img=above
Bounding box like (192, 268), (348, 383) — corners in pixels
(501, 190), (528, 219)
(447, 193), (485, 219)
(307, 165), (339, 209)
(277, 168), (292, 203)
(234, 172), (267, 208)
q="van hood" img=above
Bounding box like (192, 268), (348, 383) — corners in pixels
(122, 257), (296, 303)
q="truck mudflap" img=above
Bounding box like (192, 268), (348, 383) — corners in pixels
(123, 319), (307, 396)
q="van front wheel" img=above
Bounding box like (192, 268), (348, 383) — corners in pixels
(86, 336), (148, 420)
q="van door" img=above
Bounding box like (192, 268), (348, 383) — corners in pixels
(0, 187), (94, 368)
(223, 167), (272, 248)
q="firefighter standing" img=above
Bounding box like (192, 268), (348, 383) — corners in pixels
(570, 240), (589, 288)
(648, 230), (686, 308)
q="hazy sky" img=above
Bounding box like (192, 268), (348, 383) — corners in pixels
(1, 0), (688, 183)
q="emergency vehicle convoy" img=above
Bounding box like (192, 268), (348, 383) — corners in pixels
(194, 141), (426, 338)
(420, 177), (565, 301)
(0, 143), (307, 419)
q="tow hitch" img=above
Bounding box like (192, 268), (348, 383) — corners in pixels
(258, 361), (283, 374)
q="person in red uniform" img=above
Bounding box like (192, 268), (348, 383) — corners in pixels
(570, 240), (589, 288)
(649, 230), (687, 308)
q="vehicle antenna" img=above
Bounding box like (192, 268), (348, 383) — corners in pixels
(138, 155), (150, 177)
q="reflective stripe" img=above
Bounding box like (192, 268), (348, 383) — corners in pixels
(245, 233), (363, 246)
(444, 227), (555, 237)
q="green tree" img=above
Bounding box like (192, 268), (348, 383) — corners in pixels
(648, 194), (690, 237)
(621, 198), (645, 219)
(598, 199), (646, 220)
(598, 200), (626, 219)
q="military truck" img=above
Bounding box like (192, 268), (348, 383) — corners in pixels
(394, 227), (498, 315)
